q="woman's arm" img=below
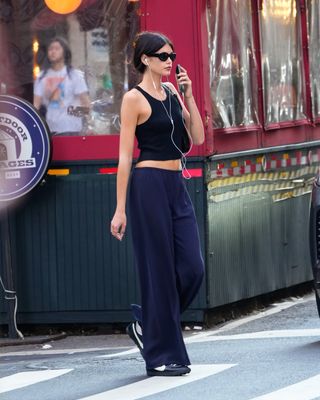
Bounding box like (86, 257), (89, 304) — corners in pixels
(33, 95), (42, 110)
(166, 67), (205, 145)
(79, 92), (91, 108)
(183, 94), (204, 145)
(110, 91), (138, 241)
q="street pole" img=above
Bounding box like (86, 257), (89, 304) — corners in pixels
(0, 205), (20, 339)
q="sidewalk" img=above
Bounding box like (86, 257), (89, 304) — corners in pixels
(0, 324), (129, 350)
(0, 332), (67, 348)
(0, 331), (142, 356)
(0, 325), (202, 354)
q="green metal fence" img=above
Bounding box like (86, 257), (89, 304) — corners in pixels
(0, 160), (206, 324)
(206, 164), (313, 308)
(0, 157), (315, 326)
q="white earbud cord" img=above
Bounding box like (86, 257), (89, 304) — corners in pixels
(149, 68), (193, 179)
(162, 83), (193, 180)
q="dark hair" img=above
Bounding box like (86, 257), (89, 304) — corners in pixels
(39, 36), (73, 80)
(48, 37), (72, 66)
(133, 31), (174, 74)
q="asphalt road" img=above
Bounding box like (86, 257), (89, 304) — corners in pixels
(1, 293), (320, 400)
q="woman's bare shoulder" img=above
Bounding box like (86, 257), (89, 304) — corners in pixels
(123, 87), (142, 103)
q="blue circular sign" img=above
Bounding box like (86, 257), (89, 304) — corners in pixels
(0, 95), (51, 202)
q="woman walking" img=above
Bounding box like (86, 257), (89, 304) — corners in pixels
(111, 31), (204, 377)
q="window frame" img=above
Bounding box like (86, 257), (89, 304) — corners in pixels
(208, 0), (314, 133)
(206, 0), (262, 133)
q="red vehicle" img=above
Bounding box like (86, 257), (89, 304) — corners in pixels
(0, 0), (317, 325)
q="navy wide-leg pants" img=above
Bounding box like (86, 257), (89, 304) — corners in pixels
(129, 167), (204, 369)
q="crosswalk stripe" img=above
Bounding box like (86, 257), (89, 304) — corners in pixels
(189, 329), (320, 343)
(97, 348), (139, 358)
(78, 364), (235, 400)
(97, 328), (320, 360)
(185, 296), (312, 343)
(249, 373), (320, 400)
(0, 346), (130, 358)
(0, 369), (73, 394)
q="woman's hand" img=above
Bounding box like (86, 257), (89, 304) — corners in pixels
(175, 65), (193, 98)
(110, 211), (126, 241)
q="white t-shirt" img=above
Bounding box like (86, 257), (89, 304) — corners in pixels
(34, 66), (88, 133)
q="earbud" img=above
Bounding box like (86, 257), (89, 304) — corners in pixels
(145, 58), (149, 65)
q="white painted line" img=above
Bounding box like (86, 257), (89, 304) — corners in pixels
(0, 346), (131, 358)
(186, 295), (313, 343)
(78, 364), (235, 400)
(0, 369), (72, 394)
(249, 373), (320, 400)
(96, 296), (314, 360)
(189, 328), (320, 343)
(97, 348), (140, 358)
(5, 295), (307, 361)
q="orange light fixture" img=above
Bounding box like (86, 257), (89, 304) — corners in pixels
(44, 0), (82, 14)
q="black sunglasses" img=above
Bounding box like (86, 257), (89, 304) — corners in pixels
(148, 52), (177, 62)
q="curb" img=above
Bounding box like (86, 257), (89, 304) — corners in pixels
(0, 332), (67, 347)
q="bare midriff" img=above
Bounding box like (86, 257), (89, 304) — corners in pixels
(135, 159), (181, 171)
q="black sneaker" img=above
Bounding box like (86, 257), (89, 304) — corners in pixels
(146, 364), (191, 377)
(126, 321), (144, 358)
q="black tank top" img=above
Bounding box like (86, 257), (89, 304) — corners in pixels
(135, 85), (188, 162)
